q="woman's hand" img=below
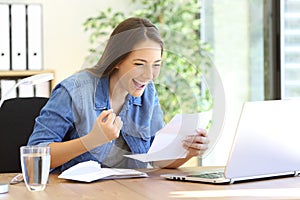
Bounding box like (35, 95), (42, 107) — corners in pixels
(153, 128), (209, 169)
(81, 109), (123, 150)
(49, 109), (123, 168)
(95, 109), (123, 141)
(182, 128), (209, 157)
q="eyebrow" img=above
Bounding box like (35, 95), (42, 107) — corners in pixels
(133, 59), (162, 63)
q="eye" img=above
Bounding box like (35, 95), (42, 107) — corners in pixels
(134, 63), (145, 67)
(152, 63), (161, 68)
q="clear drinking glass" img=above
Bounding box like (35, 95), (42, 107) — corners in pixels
(20, 146), (50, 192)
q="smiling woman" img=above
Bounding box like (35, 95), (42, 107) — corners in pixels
(110, 40), (162, 101)
(82, 0), (211, 124)
(27, 17), (210, 173)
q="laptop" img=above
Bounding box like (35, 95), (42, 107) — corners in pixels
(161, 100), (300, 184)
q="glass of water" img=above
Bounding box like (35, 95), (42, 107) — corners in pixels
(20, 146), (50, 192)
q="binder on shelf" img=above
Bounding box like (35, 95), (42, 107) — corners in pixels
(0, 4), (10, 70)
(27, 4), (43, 70)
(18, 79), (34, 97)
(11, 4), (27, 70)
(0, 80), (17, 100)
(35, 81), (50, 97)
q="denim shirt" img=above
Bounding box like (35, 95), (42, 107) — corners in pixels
(28, 71), (165, 172)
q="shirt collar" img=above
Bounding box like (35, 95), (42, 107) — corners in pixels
(130, 96), (142, 106)
(94, 76), (110, 110)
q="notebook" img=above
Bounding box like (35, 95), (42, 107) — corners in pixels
(58, 160), (148, 182)
(161, 100), (300, 184)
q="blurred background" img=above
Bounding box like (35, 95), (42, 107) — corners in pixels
(0, 0), (298, 167)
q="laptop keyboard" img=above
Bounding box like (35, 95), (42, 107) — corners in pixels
(188, 172), (225, 179)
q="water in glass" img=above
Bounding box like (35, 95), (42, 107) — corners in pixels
(20, 146), (50, 192)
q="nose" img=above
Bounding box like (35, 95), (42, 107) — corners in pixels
(142, 65), (153, 80)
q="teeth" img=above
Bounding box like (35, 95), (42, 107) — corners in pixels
(134, 79), (147, 86)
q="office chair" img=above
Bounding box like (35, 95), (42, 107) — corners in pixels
(0, 97), (48, 173)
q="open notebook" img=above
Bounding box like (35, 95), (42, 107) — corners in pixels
(58, 161), (148, 182)
(161, 100), (300, 184)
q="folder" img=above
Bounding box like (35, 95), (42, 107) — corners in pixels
(18, 79), (34, 97)
(11, 4), (27, 70)
(35, 81), (50, 97)
(0, 4), (10, 70)
(27, 4), (43, 70)
(0, 79), (17, 100)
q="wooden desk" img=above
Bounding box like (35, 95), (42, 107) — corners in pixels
(1, 167), (300, 200)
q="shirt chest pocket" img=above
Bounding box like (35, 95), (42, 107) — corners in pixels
(122, 127), (153, 154)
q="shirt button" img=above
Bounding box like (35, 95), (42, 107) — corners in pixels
(125, 133), (129, 136)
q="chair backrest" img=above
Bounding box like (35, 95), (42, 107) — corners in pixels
(0, 97), (48, 172)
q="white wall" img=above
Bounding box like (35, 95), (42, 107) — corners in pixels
(202, 0), (251, 166)
(0, 0), (132, 85)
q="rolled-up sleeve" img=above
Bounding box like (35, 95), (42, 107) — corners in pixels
(27, 85), (76, 146)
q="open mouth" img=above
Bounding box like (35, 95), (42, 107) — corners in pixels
(133, 79), (147, 90)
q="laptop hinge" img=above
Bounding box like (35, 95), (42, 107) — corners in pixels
(229, 179), (235, 184)
(294, 171), (300, 176)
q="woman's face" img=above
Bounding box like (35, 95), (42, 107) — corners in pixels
(112, 40), (162, 97)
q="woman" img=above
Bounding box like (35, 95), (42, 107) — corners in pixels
(28, 17), (209, 172)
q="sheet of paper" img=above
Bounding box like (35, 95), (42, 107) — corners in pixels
(58, 160), (148, 182)
(124, 111), (212, 162)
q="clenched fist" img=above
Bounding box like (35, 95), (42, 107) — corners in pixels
(81, 109), (123, 150)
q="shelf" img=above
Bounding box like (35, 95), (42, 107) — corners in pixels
(0, 69), (53, 77)
(0, 69), (55, 89)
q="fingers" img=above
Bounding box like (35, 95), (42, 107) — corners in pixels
(97, 109), (123, 140)
(98, 109), (120, 126)
(196, 128), (208, 136)
(183, 128), (208, 145)
(105, 111), (116, 125)
(183, 140), (208, 151)
(184, 136), (209, 145)
(98, 109), (112, 121)
(85, 110), (123, 149)
(182, 129), (209, 157)
(182, 138), (208, 157)
(103, 112), (123, 130)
